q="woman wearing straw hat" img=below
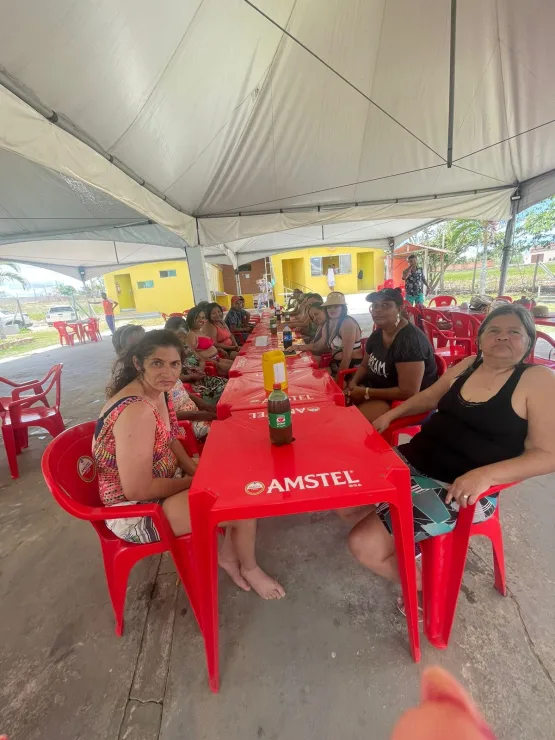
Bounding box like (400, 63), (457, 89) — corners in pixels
(319, 292), (364, 374)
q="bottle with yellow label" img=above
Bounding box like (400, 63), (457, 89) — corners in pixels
(262, 349), (288, 392)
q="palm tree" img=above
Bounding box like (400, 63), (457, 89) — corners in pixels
(0, 262), (29, 289)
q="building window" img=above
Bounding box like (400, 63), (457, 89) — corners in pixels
(137, 280), (154, 289)
(159, 269), (177, 278)
(310, 257), (323, 276)
(338, 254), (352, 274)
(238, 263), (252, 272)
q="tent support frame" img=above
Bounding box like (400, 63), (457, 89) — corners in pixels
(498, 195), (520, 295)
(447, 0), (457, 167)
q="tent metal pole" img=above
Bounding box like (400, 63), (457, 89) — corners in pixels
(200, 184), (512, 219)
(447, 0), (457, 167)
(498, 196), (519, 295)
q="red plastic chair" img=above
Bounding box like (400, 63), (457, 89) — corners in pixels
(2, 364), (64, 479)
(421, 484), (514, 649)
(81, 318), (99, 342)
(421, 320), (471, 368)
(402, 302), (422, 328)
(0, 373), (45, 412)
(428, 295), (457, 307)
(450, 311), (482, 355)
(89, 317), (102, 340)
(41, 422), (202, 635)
(495, 295), (513, 302)
(529, 331), (555, 369)
(53, 321), (76, 347)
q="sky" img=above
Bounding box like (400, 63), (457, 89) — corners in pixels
(2, 264), (83, 296)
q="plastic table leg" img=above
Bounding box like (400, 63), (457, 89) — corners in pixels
(387, 497), (421, 662)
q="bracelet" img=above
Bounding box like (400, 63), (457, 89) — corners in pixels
(364, 387), (370, 401)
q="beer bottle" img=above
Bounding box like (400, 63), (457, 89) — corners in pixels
(270, 317), (278, 335)
(282, 324), (293, 349)
(275, 304), (282, 322)
(268, 383), (293, 446)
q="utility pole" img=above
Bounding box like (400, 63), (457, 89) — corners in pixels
(479, 222), (490, 295)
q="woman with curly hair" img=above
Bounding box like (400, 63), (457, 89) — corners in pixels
(94, 330), (284, 598)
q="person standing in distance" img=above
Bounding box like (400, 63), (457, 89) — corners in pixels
(327, 263), (337, 292)
(402, 254), (429, 306)
(92, 291), (119, 334)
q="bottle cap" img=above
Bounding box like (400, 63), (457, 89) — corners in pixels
(273, 383), (281, 390)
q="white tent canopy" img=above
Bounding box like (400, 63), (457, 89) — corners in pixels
(1, 0), (555, 279)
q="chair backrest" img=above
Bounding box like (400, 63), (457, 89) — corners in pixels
(53, 321), (70, 337)
(429, 295), (457, 307)
(421, 308), (448, 327)
(434, 353), (448, 376)
(531, 331), (555, 363)
(495, 295), (513, 302)
(41, 422), (102, 520)
(36, 363), (63, 410)
(403, 302), (422, 326)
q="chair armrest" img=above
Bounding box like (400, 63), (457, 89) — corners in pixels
(89, 501), (177, 543)
(447, 336), (472, 352)
(336, 368), (357, 389)
(0, 376), (39, 389)
(11, 382), (44, 400)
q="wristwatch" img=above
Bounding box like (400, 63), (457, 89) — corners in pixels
(364, 387), (370, 401)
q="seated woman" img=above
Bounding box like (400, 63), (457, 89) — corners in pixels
(185, 307), (234, 375)
(94, 329), (284, 599)
(317, 292), (363, 374)
(112, 323), (145, 358)
(203, 303), (239, 359)
(345, 288), (437, 422)
(165, 316), (227, 403)
(293, 302), (327, 353)
(287, 293), (323, 331)
(348, 305), (555, 608)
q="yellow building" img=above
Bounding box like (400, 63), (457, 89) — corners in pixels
(271, 246), (385, 302)
(104, 260), (196, 315)
(103, 247), (385, 314)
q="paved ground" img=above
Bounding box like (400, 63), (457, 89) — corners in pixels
(1, 324), (555, 740)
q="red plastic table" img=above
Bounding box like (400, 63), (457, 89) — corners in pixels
(189, 404), (420, 691)
(217, 367), (345, 418)
(230, 350), (315, 376)
(66, 321), (86, 343)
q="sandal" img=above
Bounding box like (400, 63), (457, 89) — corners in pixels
(396, 596), (424, 621)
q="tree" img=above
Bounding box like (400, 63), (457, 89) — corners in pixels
(55, 282), (78, 297)
(411, 220), (498, 291)
(0, 262), (29, 289)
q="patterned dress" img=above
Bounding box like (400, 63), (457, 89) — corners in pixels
(93, 395), (181, 543)
(182, 345), (227, 403)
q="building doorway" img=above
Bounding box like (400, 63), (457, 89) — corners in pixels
(113, 273), (136, 310)
(282, 258), (306, 292)
(356, 253), (374, 291)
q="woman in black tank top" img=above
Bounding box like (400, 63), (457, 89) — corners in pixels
(346, 305), (555, 598)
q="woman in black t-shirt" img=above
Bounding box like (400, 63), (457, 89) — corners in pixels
(345, 288), (437, 422)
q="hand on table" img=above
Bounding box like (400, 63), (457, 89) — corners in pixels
(372, 412), (393, 434)
(445, 468), (493, 507)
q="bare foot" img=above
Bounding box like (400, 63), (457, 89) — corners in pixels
(241, 566), (285, 600)
(219, 558), (251, 592)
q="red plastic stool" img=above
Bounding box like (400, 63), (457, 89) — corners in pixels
(421, 484), (513, 649)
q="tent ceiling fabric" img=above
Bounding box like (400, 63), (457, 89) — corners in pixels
(0, 240), (188, 281)
(1, 0), (555, 269)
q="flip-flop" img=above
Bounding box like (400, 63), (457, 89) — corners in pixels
(397, 596), (424, 621)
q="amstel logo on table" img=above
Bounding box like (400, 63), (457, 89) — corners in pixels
(249, 393), (317, 405)
(249, 406), (320, 419)
(244, 470), (361, 495)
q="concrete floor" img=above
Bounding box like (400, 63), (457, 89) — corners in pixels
(1, 326), (555, 740)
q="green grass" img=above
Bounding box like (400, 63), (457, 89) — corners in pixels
(0, 329), (61, 359)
